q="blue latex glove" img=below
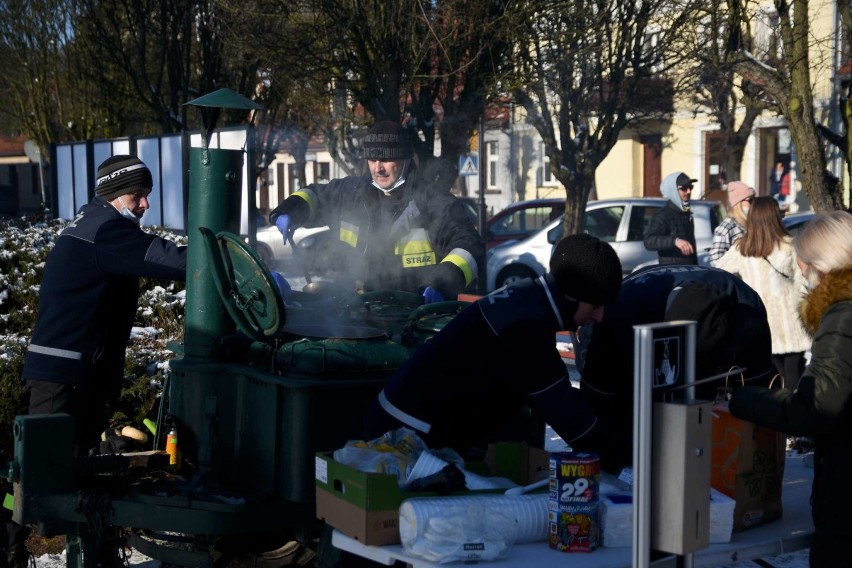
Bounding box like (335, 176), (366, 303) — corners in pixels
(422, 286), (444, 304)
(275, 214), (292, 240)
(270, 271), (292, 301)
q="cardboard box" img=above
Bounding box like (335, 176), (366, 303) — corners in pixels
(486, 442), (551, 485)
(315, 442), (551, 546)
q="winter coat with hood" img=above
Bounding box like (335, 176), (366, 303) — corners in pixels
(729, 266), (852, 566)
(643, 172), (698, 265)
(269, 165), (483, 299)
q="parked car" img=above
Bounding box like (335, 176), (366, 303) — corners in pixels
(485, 198), (565, 249)
(247, 218), (337, 275)
(485, 198), (725, 292)
(782, 210), (815, 235)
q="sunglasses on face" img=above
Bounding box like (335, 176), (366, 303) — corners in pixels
(678, 185), (693, 191)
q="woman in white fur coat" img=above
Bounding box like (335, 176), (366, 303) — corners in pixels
(713, 196), (812, 390)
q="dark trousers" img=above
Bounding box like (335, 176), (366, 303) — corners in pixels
(26, 379), (112, 454)
(771, 352), (806, 392)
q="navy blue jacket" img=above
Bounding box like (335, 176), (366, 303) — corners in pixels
(22, 197), (187, 392)
(364, 274), (628, 468)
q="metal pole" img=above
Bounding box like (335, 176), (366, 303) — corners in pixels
(633, 326), (653, 568)
(183, 146), (244, 358)
(682, 321), (697, 568)
(477, 114), (487, 295)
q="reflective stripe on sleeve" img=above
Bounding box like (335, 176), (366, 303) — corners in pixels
(339, 221), (359, 247)
(27, 344), (83, 360)
(441, 248), (478, 286)
(292, 188), (318, 217)
(378, 390), (432, 434)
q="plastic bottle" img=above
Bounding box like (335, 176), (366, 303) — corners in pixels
(166, 428), (179, 467)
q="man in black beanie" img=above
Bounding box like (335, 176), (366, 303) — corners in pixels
(363, 234), (630, 470)
(22, 155), (187, 451)
(268, 120), (484, 303)
(18, 155), (186, 568)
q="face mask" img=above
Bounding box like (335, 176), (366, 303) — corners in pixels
(371, 159), (410, 195)
(373, 174), (407, 195)
(117, 195), (140, 225)
(742, 205), (750, 216)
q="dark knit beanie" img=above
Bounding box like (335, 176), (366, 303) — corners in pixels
(362, 121), (413, 160)
(95, 155), (153, 201)
(549, 233), (623, 305)
(664, 282), (734, 361)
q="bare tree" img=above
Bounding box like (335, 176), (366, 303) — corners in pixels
(75, 0), (231, 134)
(816, 0), (852, 208)
(689, 2), (770, 184)
(513, 0), (701, 234)
(730, 0), (844, 212)
(231, 0), (515, 193)
(0, 0), (119, 151)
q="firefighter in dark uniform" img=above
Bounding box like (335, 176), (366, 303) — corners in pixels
(363, 234), (630, 471)
(269, 121), (483, 303)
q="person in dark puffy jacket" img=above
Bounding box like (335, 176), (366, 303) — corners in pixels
(269, 121), (484, 304)
(729, 210), (852, 568)
(364, 234), (630, 472)
(644, 171), (699, 265)
(575, 264), (776, 472)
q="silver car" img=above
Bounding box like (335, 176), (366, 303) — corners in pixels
(485, 198), (724, 292)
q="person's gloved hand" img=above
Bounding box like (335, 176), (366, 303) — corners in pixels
(270, 271), (292, 301)
(422, 286), (444, 304)
(275, 214), (292, 241)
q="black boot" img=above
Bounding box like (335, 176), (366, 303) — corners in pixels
(3, 522), (30, 568)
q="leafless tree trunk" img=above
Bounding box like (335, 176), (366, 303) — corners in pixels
(731, 0), (844, 212)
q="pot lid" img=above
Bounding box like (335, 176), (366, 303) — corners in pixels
(198, 227), (285, 342)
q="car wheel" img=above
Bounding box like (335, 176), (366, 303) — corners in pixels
(496, 265), (538, 289)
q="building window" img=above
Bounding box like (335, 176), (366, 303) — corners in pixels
(755, 6), (781, 62)
(540, 144), (557, 186)
(316, 162), (331, 183)
(486, 141), (499, 189)
(287, 164), (301, 195)
(643, 27), (663, 75)
(267, 166), (276, 187)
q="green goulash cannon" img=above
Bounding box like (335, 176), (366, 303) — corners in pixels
(4, 89), (466, 568)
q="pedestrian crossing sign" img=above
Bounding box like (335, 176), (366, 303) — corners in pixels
(459, 155), (478, 176)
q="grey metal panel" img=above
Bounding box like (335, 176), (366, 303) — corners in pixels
(55, 145), (75, 220)
(72, 143), (89, 217)
(137, 137), (163, 227)
(161, 134), (184, 231)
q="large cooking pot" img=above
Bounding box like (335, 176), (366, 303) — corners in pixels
(201, 228), (467, 342)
